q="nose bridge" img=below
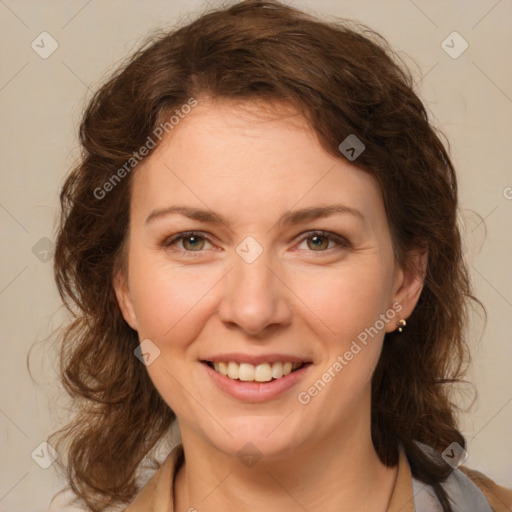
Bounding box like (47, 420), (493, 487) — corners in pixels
(217, 241), (291, 335)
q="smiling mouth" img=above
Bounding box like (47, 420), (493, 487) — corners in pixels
(202, 360), (308, 382)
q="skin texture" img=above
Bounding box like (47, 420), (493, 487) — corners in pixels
(114, 98), (427, 511)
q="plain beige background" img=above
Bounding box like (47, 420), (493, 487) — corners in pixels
(0, 0), (511, 510)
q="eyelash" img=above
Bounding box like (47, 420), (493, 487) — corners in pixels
(163, 230), (349, 255)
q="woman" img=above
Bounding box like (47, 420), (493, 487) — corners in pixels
(50, 1), (512, 511)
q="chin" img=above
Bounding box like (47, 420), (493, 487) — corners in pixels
(203, 415), (309, 462)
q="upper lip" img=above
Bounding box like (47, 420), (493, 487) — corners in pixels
(202, 353), (312, 365)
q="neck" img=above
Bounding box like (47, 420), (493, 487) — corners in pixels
(174, 417), (397, 512)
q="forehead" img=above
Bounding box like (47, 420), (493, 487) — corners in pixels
(130, 98), (385, 229)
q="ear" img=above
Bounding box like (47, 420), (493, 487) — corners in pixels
(385, 246), (428, 333)
(113, 268), (138, 331)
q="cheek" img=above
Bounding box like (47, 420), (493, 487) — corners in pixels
(292, 259), (392, 345)
(128, 252), (222, 345)
(292, 265), (390, 423)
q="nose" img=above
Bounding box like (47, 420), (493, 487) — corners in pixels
(217, 247), (292, 336)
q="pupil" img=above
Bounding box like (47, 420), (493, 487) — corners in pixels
(310, 235), (326, 250)
(185, 236), (202, 250)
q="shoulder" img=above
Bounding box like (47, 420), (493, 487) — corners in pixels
(458, 466), (512, 512)
(412, 442), (512, 512)
(411, 464), (512, 512)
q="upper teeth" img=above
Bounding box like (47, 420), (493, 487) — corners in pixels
(212, 361), (303, 382)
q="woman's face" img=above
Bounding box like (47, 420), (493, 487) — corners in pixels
(115, 98), (424, 460)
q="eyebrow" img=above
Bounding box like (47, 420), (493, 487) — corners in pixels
(145, 203), (365, 228)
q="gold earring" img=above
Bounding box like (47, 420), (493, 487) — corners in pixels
(397, 319), (407, 332)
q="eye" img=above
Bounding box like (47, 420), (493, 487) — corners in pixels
(162, 230), (349, 255)
(296, 231), (349, 252)
(163, 231), (214, 252)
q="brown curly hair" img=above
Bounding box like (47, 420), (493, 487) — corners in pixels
(49, 1), (481, 510)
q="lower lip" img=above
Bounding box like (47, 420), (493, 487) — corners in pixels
(202, 362), (312, 402)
